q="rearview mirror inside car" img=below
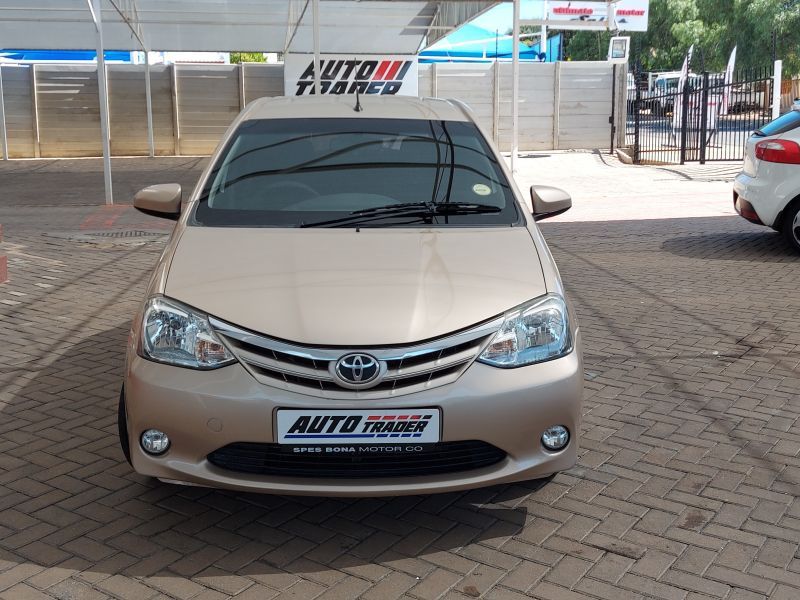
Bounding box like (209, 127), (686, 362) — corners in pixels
(133, 184), (182, 220)
(530, 185), (572, 221)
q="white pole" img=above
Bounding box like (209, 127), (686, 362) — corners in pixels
(93, 0), (113, 205)
(312, 0), (321, 95)
(772, 59), (783, 120)
(511, 0), (520, 172)
(0, 66), (8, 160)
(541, 1), (548, 61)
(144, 50), (155, 157)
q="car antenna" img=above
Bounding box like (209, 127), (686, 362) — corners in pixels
(354, 58), (363, 112)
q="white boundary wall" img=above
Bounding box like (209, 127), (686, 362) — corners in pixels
(0, 61), (625, 158)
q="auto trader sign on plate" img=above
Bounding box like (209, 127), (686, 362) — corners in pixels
(284, 54), (419, 97)
(276, 409), (440, 444)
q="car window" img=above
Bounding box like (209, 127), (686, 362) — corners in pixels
(755, 110), (800, 137)
(192, 118), (518, 228)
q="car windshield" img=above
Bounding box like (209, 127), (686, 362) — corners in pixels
(192, 117), (519, 228)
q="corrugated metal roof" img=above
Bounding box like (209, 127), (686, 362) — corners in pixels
(0, 1), (497, 53)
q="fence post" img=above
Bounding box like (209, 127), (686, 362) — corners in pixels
(679, 77), (690, 165)
(553, 62), (561, 150)
(616, 64), (628, 150)
(144, 52), (155, 157)
(0, 66), (8, 160)
(609, 64), (617, 155)
(699, 71), (709, 165)
(772, 59), (783, 119)
(171, 63), (180, 156)
(31, 64), (41, 158)
(239, 63), (246, 110)
(492, 61), (500, 145)
(633, 84), (640, 164)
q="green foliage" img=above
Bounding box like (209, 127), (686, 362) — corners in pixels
(563, 31), (613, 62)
(563, 0), (800, 74)
(230, 52), (266, 64)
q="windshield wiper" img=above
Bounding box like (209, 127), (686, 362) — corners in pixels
(299, 202), (501, 228)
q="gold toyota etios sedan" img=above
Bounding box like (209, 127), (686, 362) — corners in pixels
(120, 95), (583, 496)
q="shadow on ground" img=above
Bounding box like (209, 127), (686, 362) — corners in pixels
(661, 229), (800, 261)
(2, 324), (537, 582)
(0, 157), (207, 207)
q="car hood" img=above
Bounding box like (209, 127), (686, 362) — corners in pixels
(165, 226), (546, 346)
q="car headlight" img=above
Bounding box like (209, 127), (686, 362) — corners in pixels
(478, 294), (572, 368)
(139, 297), (235, 369)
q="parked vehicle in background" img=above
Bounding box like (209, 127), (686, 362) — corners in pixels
(119, 95), (584, 496)
(631, 71), (733, 116)
(644, 72), (702, 115)
(734, 106), (800, 251)
(626, 72), (636, 113)
(728, 81), (767, 114)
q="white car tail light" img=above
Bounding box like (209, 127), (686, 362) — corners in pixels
(755, 139), (800, 164)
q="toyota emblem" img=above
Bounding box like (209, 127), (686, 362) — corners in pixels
(334, 353), (381, 387)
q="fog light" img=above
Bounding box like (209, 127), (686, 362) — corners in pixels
(140, 429), (170, 455)
(542, 425), (569, 451)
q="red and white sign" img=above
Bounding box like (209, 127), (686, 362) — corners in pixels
(548, 0), (650, 32)
(284, 54), (418, 97)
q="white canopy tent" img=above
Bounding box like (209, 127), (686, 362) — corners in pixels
(0, 1), (497, 54)
(0, 0), (505, 203)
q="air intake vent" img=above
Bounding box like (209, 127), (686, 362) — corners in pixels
(208, 441), (507, 478)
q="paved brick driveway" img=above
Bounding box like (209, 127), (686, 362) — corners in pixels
(0, 154), (798, 599)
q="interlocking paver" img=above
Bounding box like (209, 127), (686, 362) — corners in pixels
(1, 153), (800, 599)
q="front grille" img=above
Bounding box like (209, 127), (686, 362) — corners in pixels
(209, 316), (503, 399)
(207, 441), (507, 478)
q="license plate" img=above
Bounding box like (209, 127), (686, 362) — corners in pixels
(276, 409), (441, 444)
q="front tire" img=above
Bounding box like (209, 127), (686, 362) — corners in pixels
(118, 386), (133, 466)
(782, 202), (800, 252)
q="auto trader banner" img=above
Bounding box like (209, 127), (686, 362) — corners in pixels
(284, 54), (419, 97)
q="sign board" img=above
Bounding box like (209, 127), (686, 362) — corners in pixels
(547, 0), (649, 32)
(607, 36), (630, 62)
(284, 54), (418, 97)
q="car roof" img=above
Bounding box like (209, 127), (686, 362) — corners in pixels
(239, 95), (472, 123)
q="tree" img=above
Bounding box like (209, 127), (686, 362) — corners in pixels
(505, 25), (542, 47)
(230, 52), (266, 64)
(562, 0), (800, 75)
(563, 31), (613, 62)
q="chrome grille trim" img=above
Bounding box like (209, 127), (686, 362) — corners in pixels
(232, 348), (335, 381)
(209, 316), (503, 399)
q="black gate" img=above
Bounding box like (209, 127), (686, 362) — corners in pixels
(627, 67), (775, 165)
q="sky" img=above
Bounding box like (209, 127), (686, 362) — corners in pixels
(470, 1), (544, 34)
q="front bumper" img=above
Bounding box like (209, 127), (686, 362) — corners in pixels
(123, 332), (583, 496)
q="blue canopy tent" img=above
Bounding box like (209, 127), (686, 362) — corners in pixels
(420, 23), (560, 63)
(531, 34), (562, 62)
(0, 49), (132, 62)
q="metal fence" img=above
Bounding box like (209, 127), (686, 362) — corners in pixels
(0, 61), (626, 159)
(627, 67), (775, 165)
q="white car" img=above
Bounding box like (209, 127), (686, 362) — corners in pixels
(734, 108), (800, 252)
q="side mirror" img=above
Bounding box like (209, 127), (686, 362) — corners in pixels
(133, 184), (182, 220)
(530, 185), (572, 221)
